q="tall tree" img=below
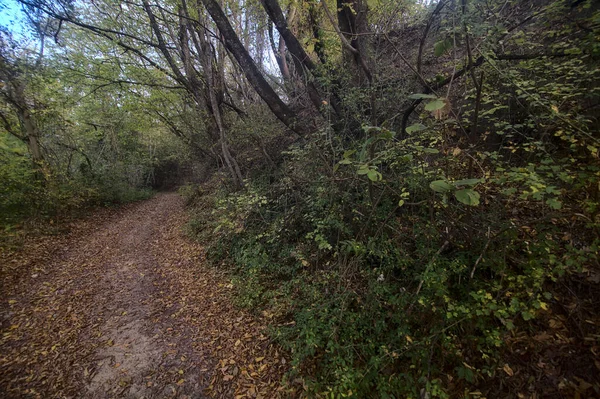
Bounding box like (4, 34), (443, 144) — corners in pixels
(200, 0), (309, 134)
(0, 30), (44, 165)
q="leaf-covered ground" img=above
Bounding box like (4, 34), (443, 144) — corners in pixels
(0, 193), (291, 398)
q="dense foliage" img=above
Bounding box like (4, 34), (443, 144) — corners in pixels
(2, 0), (599, 397)
(0, 22), (191, 234)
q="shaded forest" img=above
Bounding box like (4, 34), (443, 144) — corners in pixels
(1, 0), (599, 397)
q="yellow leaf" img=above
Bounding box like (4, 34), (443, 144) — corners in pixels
(503, 363), (514, 376)
(178, 369), (184, 375)
(255, 357), (265, 362)
(177, 379), (184, 385)
(405, 335), (413, 343)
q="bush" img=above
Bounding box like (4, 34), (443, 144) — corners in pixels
(192, 109), (599, 396)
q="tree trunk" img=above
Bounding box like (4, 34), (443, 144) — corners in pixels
(336, 0), (372, 86)
(188, 5), (244, 188)
(10, 78), (44, 165)
(199, 0), (309, 135)
(261, 0), (343, 118)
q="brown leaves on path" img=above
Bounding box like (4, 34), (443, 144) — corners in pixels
(0, 193), (291, 398)
(149, 198), (293, 399)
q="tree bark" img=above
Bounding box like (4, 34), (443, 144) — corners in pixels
(199, 0), (309, 135)
(261, 0), (348, 120)
(180, 0), (244, 187)
(334, 0), (372, 85)
(8, 78), (44, 164)
(197, 28), (244, 188)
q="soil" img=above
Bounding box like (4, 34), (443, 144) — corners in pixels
(0, 193), (290, 398)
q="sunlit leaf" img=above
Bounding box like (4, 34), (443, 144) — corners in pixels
(367, 169), (382, 181)
(430, 180), (453, 193)
(455, 189), (480, 206)
(406, 123), (426, 133)
(425, 99), (446, 111)
(407, 93), (437, 100)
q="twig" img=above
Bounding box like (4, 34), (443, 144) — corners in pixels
(417, 0), (447, 75)
(384, 32), (434, 92)
(414, 240), (450, 298)
(445, 6), (458, 99)
(470, 227), (491, 279)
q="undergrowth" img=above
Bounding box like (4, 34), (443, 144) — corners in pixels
(180, 3), (600, 397)
(182, 51), (600, 395)
(183, 125), (599, 397)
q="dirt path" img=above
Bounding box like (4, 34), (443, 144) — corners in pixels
(0, 193), (291, 398)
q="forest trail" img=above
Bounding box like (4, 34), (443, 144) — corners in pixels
(0, 193), (289, 398)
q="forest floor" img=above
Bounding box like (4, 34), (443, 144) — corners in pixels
(0, 193), (291, 399)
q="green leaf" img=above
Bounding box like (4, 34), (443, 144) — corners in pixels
(425, 99), (446, 111)
(522, 310), (534, 321)
(430, 180), (453, 193)
(546, 197), (562, 209)
(407, 93), (437, 100)
(338, 159), (352, 165)
(455, 189), (480, 206)
(453, 178), (482, 186)
(422, 148), (439, 154)
(377, 129), (394, 140)
(357, 166), (370, 175)
(434, 38), (453, 57)
(398, 199), (405, 207)
(406, 123), (427, 134)
(367, 169), (382, 181)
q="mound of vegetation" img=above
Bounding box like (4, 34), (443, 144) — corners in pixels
(181, 1), (600, 397)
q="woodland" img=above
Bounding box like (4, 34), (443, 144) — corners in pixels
(1, 0), (599, 397)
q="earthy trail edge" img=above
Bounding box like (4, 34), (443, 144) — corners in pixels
(1, 193), (290, 398)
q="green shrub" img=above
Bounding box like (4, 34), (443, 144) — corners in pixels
(196, 119), (599, 396)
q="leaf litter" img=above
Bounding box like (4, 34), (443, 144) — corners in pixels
(1, 193), (291, 398)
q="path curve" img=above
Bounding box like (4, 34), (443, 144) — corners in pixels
(1, 193), (290, 398)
